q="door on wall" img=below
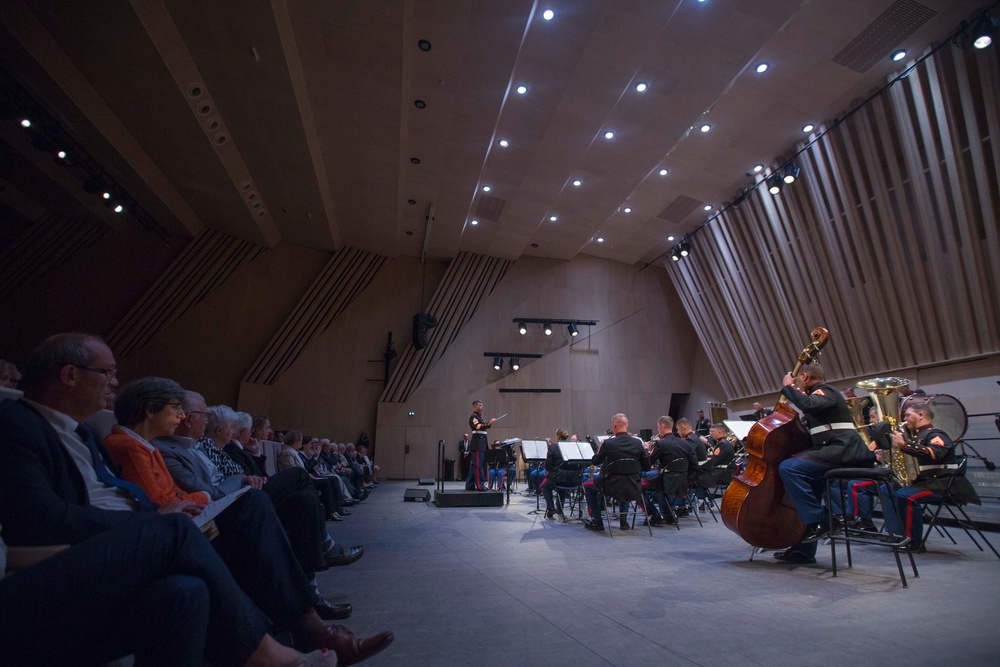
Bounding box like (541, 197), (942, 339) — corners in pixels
(668, 393), (689, 424)
(403, 426), (437, 480)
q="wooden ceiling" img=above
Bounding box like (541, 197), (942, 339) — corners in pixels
(0, 0), (988, 265)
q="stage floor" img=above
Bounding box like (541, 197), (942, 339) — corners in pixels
(318, 481), (999, 666)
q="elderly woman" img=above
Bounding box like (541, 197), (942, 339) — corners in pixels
(104, 377), (211, 506)
(278, 431), (344, 521)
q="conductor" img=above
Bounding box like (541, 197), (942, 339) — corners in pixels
(465, 400), (495, 491)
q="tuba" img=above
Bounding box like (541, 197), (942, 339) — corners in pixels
(845, 396), (874, 450)
(856, 377), (920, 486)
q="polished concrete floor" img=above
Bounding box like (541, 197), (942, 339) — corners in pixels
(318, 481), (1000, 667)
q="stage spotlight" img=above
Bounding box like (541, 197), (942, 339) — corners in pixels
(518, 321), (527, 335)
(972, 11), (997, 49)
(568, 323), (578, 337)
(493, 356), (503, 370)
(543, 322), (553, 336)
(680, 241), (691, 257)
(510, 357), (520, 371)
(671, 248), (681, 262)
(783, 163), (800, 184)
(767, 174), (783, 195)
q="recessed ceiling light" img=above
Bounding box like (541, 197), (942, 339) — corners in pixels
(57, 150), (67, 159)
(635, 81), (648, 92)
(417, 39), (431, 52)
(753, 163), (764, 173)
(699, 123), (712, 133)
(482, 185), (492, 192)
(704, 205), (713, 211)
(604, 131), (615, 139)
(623, 207), (632, 213)
(572, 179), (582, 187)
(498, 139), (509, 147)
(470, 219), (479, 226)
(667, 235), (675, 241)
(103, 192), (111, 200)
(549, 215), (557, 221)
(20, 119), (31, 128)
(516, 85), (528, 95)
(891, 49), (907, 61)
(596, 236), (604, 243)
(802, 123), (815, 133)
(414, 99), (426, 109)
(542, 9), (554, 20)
(114, 204), (124, 213)
(658, 168), (669, 176)
(755, 62), (769, 73)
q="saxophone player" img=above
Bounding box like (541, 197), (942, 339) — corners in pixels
(886, 404), (980, 550)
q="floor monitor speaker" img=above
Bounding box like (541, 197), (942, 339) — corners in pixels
(404, 488), (431, 502)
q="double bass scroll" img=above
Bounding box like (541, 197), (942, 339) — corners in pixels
(720, 327), (830, 549)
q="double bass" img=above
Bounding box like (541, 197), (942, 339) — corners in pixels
(720, 327), (829, 549)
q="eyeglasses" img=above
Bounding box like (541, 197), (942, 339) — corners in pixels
(65, 364), (118, 380)
(165, 402), (186, 412)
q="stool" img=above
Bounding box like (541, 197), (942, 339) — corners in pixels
(824, 467), (919, 588)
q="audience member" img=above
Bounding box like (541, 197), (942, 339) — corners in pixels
(0, 359), (21, 389)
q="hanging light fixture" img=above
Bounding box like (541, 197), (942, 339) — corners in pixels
(493, 356), (503, 370)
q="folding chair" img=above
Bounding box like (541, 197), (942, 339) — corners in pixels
(598, 458), (653, 537)
(919, 457), (999, 560)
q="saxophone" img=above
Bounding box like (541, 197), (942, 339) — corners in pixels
(856, 377), (919, 486)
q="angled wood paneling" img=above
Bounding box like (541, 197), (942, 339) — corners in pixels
(106, 229), (263, 357)
(243, 247), (390, 385)
(0, 214), (105, 303)
(668, 45), (1000, 400)
(381, 252), (512, 403)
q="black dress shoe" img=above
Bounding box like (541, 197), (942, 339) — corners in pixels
(584, 520), (605, 532)
(324, 545), (365, 567)
(619, 519), (630, 530)
(800, 522), (831, 543)
(314, 601), (353, 620)
(773, 550), (817, 565)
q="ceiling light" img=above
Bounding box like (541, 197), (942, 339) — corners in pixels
(542, 9), (554, 21)
(103, 192), (111, 200)
(753, 163), (764, 173)
(572, 179), (582, 187)
(543, 322), (553, 336)
(671, 250), (681, 262)
(493, 356), (503, 370)
(414, 99), (426, 109)
(755, 62), (769, 73)
(658, 168), (669, 176)
(783, 163), (800, 184)
(510, 357), (520, 371)
(667, 235), (675, 241)
(498, 139), (509, 147)
(20, 119), (31, 128)
(549, 215), (557, 221)
(482, 185), (492, 192)
(410, 157), (420, 164)
(57, 150), (67, 159)
(518, 321), (527, 335)
(891, 49), (907, 61)
(604, 131), (615, 139)
(635, 82), (648, 93)
(699, 123), (712, 133)
(568, 323), (579, 337)
(623, 207), (632, 213)
(596, 236), (604, 243)
(704, 204), (713, 211)
(767, 174), (783, 195)
(680, 240), (691, 257)
(516, 85), (528, 95)
(470, 219), (479, 226)
(972, 11), (998, 49)
(418, 39), (431, 51)
(802, 123), (815, 133)
(114, 204), (124, 213)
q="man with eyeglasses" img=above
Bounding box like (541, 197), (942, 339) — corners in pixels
(0, 333), (394, 665)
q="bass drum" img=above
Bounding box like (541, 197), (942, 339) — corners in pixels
(900, 394), (968, 441)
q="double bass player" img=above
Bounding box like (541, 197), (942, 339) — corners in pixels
(774, 363), (875, 564)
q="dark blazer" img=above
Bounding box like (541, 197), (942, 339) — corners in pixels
(225, 442), (265, 477)
(156, 435), (244, 501)
(0, 399), (153, 546)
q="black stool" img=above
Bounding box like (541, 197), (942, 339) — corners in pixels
(824, 467), (919, 588)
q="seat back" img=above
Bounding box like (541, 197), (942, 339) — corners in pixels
(600, 457), (643, 502)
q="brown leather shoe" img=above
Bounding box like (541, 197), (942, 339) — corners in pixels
(311, 625), (394, 666)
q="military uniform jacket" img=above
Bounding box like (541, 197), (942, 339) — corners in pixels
(468, 412), (490, 450)
(592, 433), (651, 501)
(780, 381), (874, 466)
(901, 425), (980, 505)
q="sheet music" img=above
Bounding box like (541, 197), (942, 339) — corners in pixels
(557, 441), (593, 461)
(723, 420), (753, 441)
(519, 440), (547, 460)
(192, 485), (251, 529)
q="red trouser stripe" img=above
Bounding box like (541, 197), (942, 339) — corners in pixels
(905, 489), (934, 538)
(851, 479), (875, 517)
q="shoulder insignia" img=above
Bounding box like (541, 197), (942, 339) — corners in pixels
(812, 388), (827, 396)
(931, 436), (946, 447)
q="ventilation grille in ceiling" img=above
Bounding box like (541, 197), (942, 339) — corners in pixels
(475, 195), (507, 221)
(658, 194), (703, 223)
(832, 0), (936, 73)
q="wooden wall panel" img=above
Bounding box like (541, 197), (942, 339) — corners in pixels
(106, 229), (263, 357)
(667, 45), (1000, 400)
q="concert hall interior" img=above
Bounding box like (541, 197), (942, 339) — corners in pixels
(1, 1), (1000, 665)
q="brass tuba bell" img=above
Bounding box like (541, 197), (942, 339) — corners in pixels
(856, 377), (918, 486)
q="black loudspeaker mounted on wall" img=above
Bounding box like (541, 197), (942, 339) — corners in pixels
(403, 488), (431, 502)
(412, 313), (438, 350)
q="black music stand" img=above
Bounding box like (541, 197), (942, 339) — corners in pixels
(555, 441), (593, 521)
(520, 440), (547, 515)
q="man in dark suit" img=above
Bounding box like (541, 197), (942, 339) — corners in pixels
(751, 401), (773, 421)
(694, 410), (711, 437)
(458, 433), (471, 481)
(0, 333), (393, 665)
(583, 413), (650, 531)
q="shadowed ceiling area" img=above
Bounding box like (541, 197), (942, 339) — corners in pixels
(0, 0), (990, 264)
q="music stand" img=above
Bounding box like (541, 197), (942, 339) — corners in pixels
(556, 441), (594, 520)
(520, 440), (548, 515)
(501, 438), (520, 504)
